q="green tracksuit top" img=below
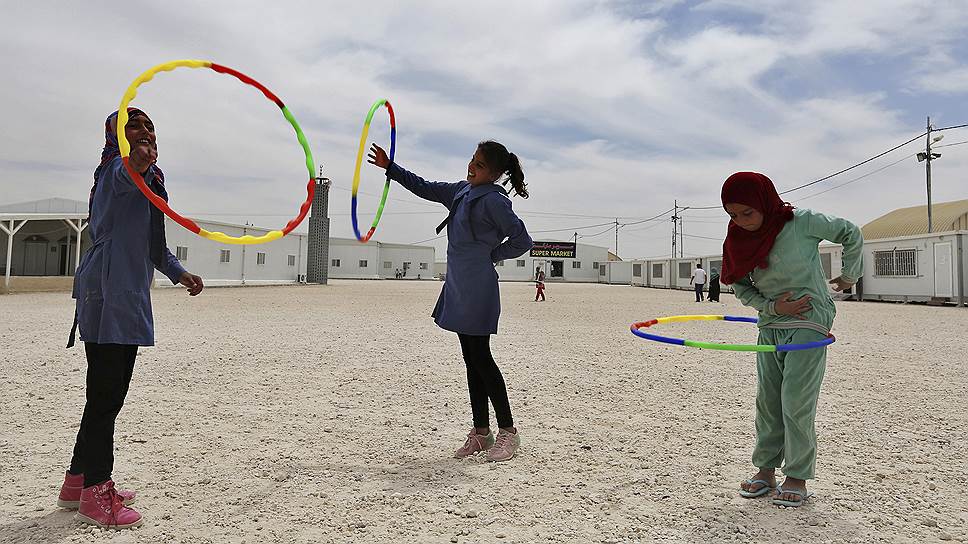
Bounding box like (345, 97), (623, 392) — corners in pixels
(731, 209), (864, 333)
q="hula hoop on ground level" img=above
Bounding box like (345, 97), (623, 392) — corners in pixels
(630, 315), (835, 352)
(117, 59), (315, 245)
(351, 98), (396, 243)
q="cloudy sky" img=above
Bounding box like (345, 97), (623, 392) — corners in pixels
(2, 1), (967, 259)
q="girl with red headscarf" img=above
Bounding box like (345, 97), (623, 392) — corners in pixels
(721, 172), (863, 507)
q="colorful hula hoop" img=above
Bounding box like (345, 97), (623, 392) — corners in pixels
(630, 315), (835, 352)
(351, 98), (396, 243)
(117, 59), (315, 245)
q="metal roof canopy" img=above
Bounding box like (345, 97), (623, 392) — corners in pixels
(0, 213), (88, 288)
(863, 198), (968, 240)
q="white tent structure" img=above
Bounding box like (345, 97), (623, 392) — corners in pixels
(0, 198), (89, 289)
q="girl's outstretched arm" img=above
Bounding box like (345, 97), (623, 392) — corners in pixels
(369, 143), (462, 207)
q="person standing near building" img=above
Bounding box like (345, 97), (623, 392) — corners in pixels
(60, 109), (204, 529)
(368, 139), (533, 462)
(690, 262), (706, 302)
(708, 266), (721, 302)
(534, 266), (546, 302)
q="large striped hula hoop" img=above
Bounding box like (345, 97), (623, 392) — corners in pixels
(117, 59), (315, 245)
(630, 315), (835, 352)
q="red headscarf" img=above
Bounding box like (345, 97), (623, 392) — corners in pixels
(719, 172), (794, 285)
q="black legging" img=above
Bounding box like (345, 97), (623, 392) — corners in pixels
(68, 343), (138, 488)
(457, 334), (513, 429)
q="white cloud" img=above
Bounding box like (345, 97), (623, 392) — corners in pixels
(0, 1), (966, 259)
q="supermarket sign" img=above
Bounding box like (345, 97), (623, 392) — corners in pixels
(530, 241), (576, 259)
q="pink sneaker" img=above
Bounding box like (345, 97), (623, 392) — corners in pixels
(58, 472), (135, 509)
(486, 429), (520, 462)
(76, 481), (143, 529)
(454, 430), (495, 458)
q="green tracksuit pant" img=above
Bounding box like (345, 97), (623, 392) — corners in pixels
(753, 327), (828, 480)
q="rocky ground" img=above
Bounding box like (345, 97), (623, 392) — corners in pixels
(0, 280), (965, 543)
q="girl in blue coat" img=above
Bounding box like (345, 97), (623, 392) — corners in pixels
(368, 140), (533, 462)
(59, 109), (204, 529)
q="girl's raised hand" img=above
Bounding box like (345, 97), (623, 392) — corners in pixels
(367, 143), (390, 169)
(774, 292), (811, 320)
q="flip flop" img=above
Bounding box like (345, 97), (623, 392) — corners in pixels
(772, 486), (814, 507)
(739, 479), (775, 498)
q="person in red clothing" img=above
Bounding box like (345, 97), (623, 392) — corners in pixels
(534, 266), (546, 302)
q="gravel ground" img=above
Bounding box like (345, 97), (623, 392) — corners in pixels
(0, 280), (965, 544)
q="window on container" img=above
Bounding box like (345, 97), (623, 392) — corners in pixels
(331, 259), (341, 267)
(592, 261), (599, 270)
(384, 261), (392, 269)
(516, 260), (526, 267)
(288, 255), (296, 267)
(496, 260), (504, 267)
(709, 260), (722, 274)
(572, 261), (581, 269)
(359, 260), (368, 268)
(420, 262), (428, 270)
(633, 264), (642, 277)
(874, 249), (917, 277)
(678, 262), (692, 279)
(176, 246), (188, 261)
(219, 249), (230, 263)
(599, 265), (605, 276)
(257, 252), (266, 265)
(652, 264), (663, 278)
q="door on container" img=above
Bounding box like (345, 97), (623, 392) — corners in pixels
(934, 242), (953, 298)
(23, 240), (48, 275)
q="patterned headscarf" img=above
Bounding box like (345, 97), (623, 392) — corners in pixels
(91, 108), (168, 268)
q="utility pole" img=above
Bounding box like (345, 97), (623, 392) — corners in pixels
(918, 116), (943, 233)
(614, 218), (619, 258)
(671, 201), (678, 259)
(573, 231), (578, 246)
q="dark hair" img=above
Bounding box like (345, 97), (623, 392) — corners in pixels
(477, 140), (528, 198)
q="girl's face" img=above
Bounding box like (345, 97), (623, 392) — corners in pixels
(725, 203), (764, 232)
(125, 114), (156, 150)
(467, 149), (500, 186)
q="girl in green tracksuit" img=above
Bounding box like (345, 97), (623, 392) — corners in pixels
(719, 172), (863, 507)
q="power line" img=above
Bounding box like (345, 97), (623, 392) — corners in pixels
(794, 152), (916, 203)
(681, 130), (930, 210)
(937, 123), (968, 131)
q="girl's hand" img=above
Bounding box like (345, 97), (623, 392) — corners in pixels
(179, 271), (204, 296)
(828, 276), (854, 292)
(129, 142), (158, 174)
(367, 143), (390, 169)
(773, 291), (811, 319)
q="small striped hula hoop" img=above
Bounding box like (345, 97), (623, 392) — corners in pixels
(117, 59), (315, 245)
(630, 315), (835, 352)
(351, 98), (396, 243)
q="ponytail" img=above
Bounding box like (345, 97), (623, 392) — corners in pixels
(477, 140), (529, 199)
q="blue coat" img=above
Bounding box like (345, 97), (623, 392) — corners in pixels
(71, 157), (186, 346)
(388, 163), (533, 335)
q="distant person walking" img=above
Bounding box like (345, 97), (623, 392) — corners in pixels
(690, 262), (706, 302)
(708, 266), (721, 302)
(534, 267), (546, 302)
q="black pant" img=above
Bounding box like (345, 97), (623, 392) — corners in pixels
(695, 283), (705, 302)
(457, 334), (513, 429)
(68, 343), (138, 488)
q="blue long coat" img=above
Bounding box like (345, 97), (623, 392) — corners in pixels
(71, 157), (186, 346)
(388, 163), (533, 335)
